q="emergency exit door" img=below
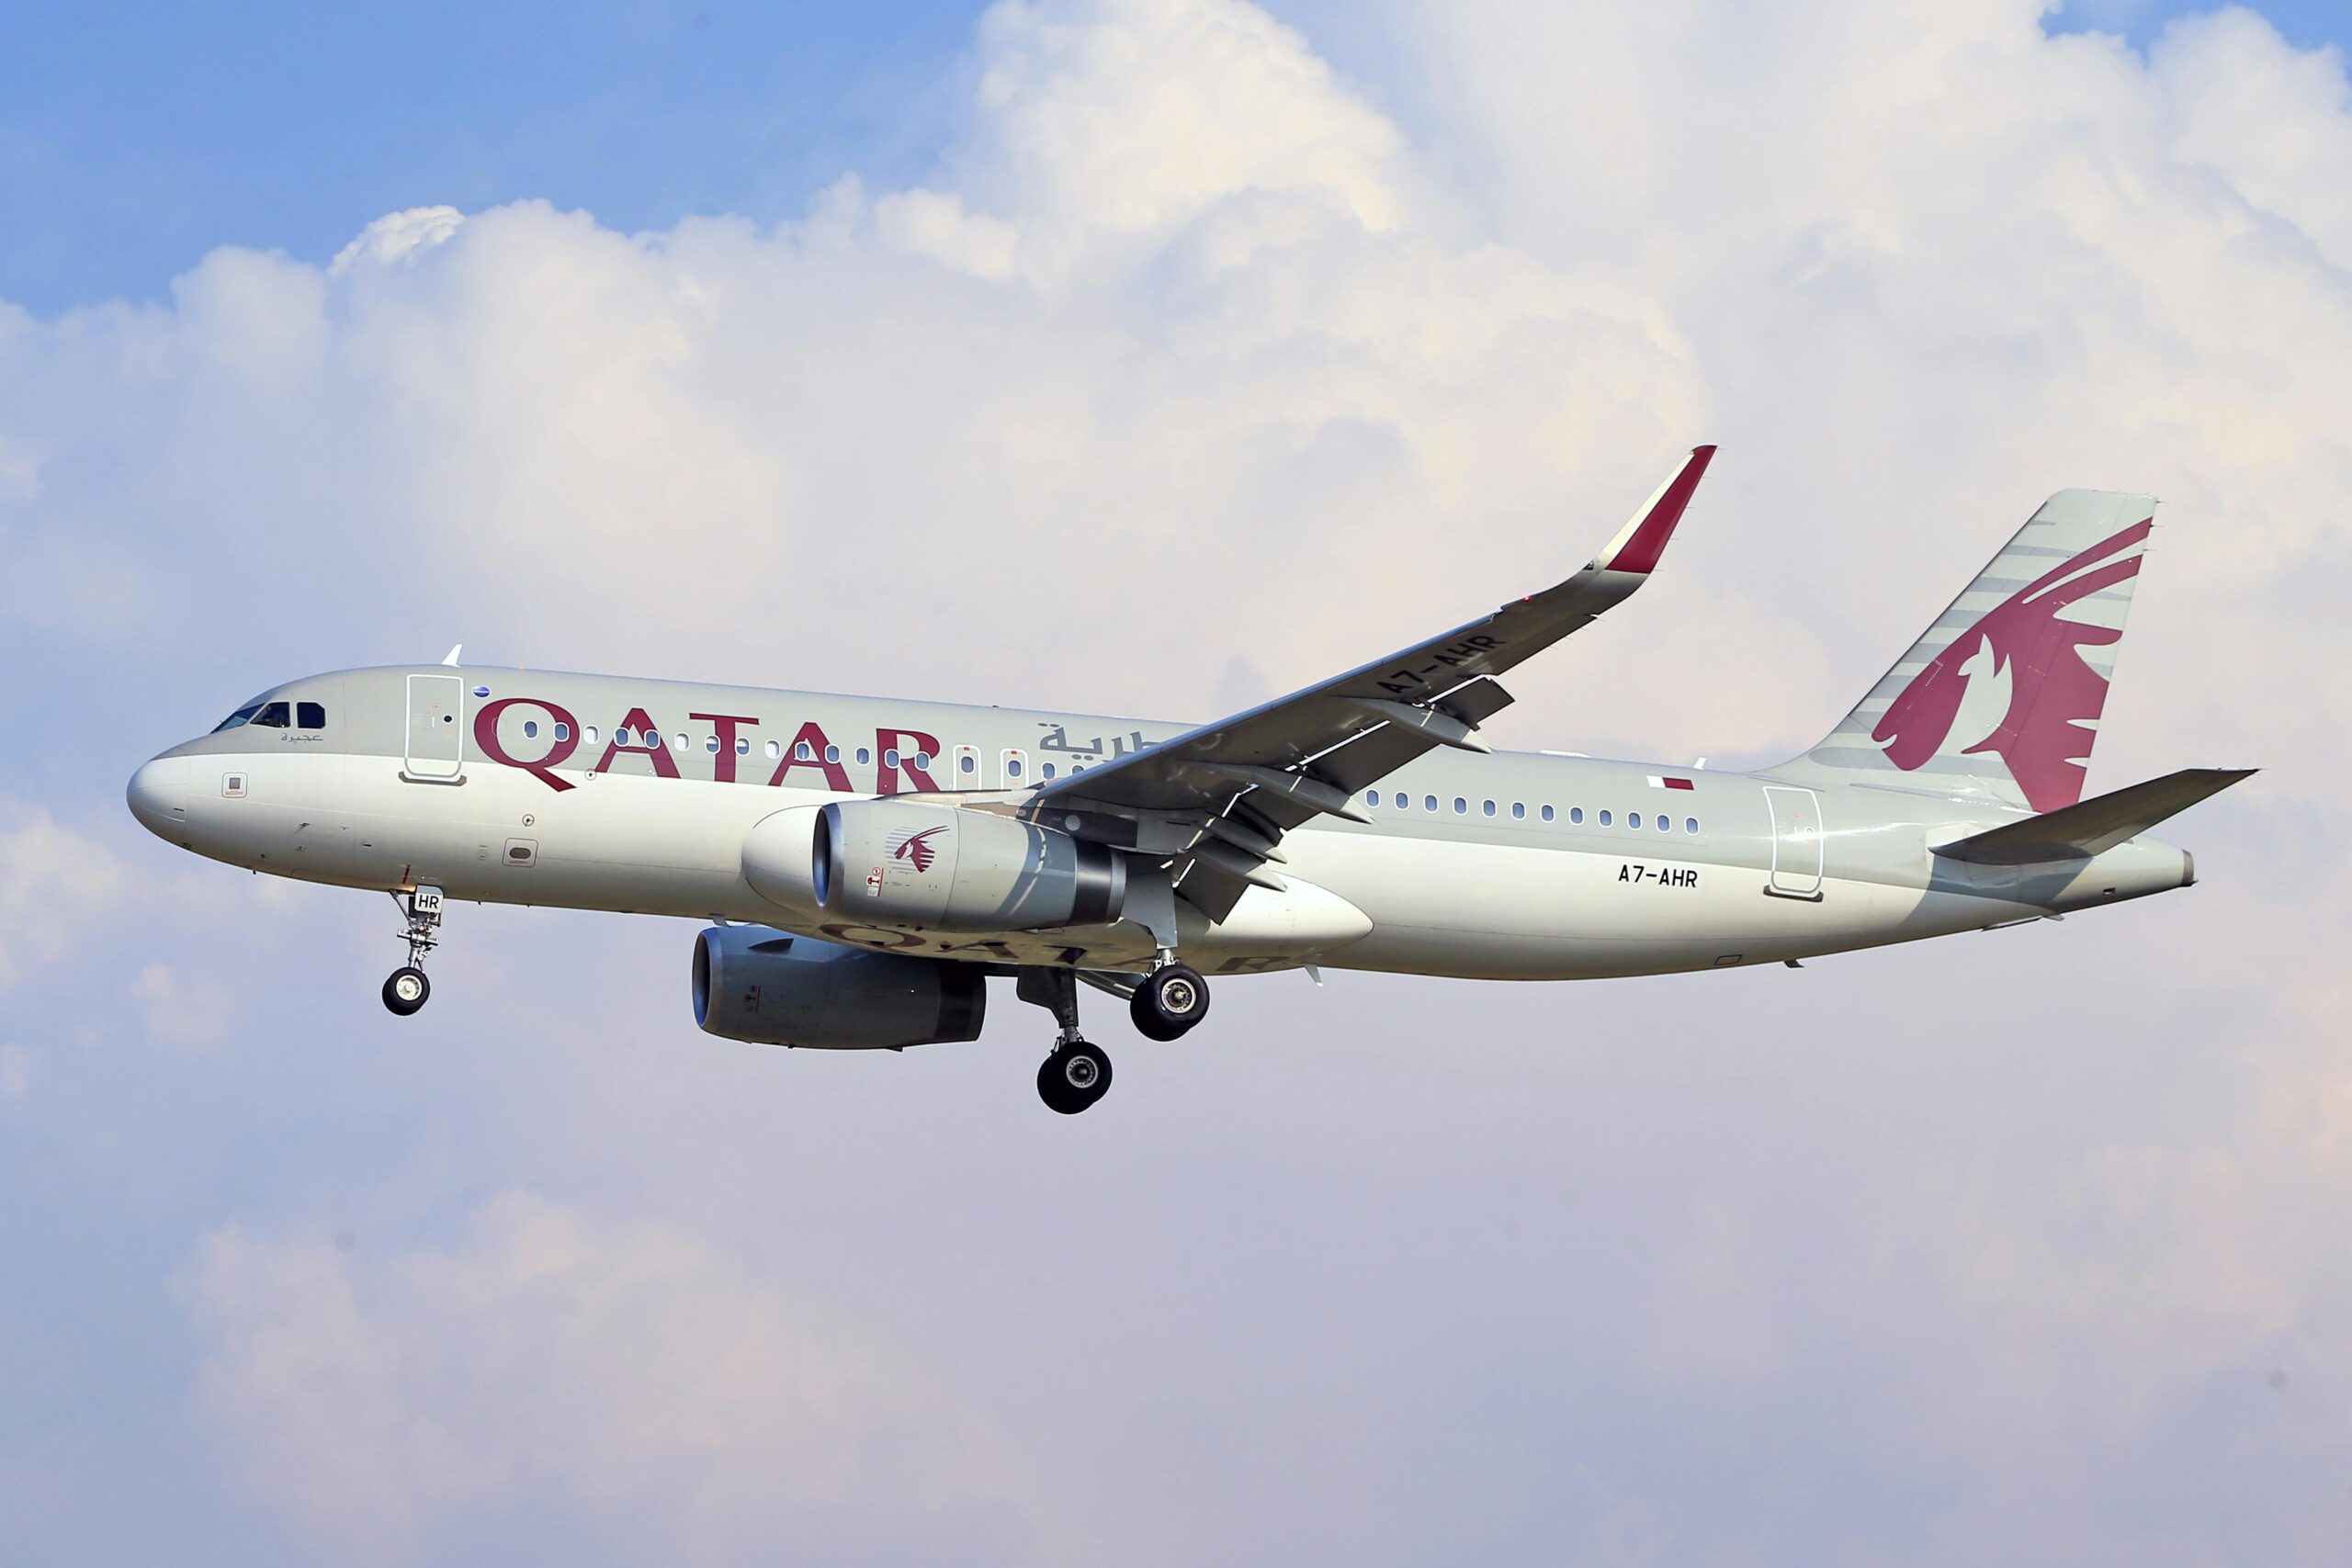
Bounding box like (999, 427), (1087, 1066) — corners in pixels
(1763, 785), (1824, 899)
(404, 673), (465, 782)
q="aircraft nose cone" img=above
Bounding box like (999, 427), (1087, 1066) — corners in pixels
(127, 754), (189, 836)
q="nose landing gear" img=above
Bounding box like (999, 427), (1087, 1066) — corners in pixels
(382, 886), (444, 1017)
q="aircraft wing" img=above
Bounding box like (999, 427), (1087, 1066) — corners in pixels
(1035, 446), (1716, 919)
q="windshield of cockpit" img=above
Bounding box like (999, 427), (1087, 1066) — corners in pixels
(212, 696), (326, 732)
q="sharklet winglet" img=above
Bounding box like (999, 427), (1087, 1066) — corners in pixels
(1596, 445), (1715, 576)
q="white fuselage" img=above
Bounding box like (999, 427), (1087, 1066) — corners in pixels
(126, 665), (2194, 981)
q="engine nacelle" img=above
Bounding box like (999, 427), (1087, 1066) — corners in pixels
(692, 926), (986, 1050)
(813, 800), (1125, 931)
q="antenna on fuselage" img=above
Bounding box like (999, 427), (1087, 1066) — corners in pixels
(441, 644), (463, 667)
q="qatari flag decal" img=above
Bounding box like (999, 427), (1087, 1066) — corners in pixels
(1645, 775), (1696, 790)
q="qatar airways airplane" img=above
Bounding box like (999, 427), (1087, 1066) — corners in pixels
(126, 447), (2246, 1111)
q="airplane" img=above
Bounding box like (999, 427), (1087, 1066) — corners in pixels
(125, 447), (2251, 1113)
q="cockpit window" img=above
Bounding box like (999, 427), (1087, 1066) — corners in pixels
(211, 702), (266, 733)
(297, 701), (326, 728)
(249, 702), (291, 728)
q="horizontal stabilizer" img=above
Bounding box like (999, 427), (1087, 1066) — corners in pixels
(1935, 767), (2255, 865)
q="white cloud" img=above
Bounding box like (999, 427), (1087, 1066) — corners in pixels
(0, 799), (126, 989)
(330, 205), (466, 276)
(8, 0), (2352, 1560)
(178, 1191), (1012, 1561)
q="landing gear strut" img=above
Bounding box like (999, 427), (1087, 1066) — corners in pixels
(1130, 959), (1210, 1042)
(382, 886), (444, 1017)
(1019, 967), (1112, 1114)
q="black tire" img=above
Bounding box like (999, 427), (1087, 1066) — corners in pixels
(382, 966), (431, 1016)
(1129, 987), (1185, 1041)
(1036, 1042), (1112, 1113)
(1134, 964), (1210, 1038)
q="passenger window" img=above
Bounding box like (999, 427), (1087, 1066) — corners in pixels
(960, 754), (976, 775)
(1599, 810), (1612, 826)
(915, 751), (933, 770)
(1367, 790), (1381, 807)
(523, 719), (539, 739)
(1482, 800), (1496, 817)
(1007, 757), (1023, 779)
(705, 735), (720, 753)
(555, 722), (571, 742)
(1541, 805), (1555, 822)
(1424, 795), (1438, 812)
(1630, 813), (1642, 829)
(765, 739), (781, 760)
(297, 702), (326, 728)
(884, 748), (901, 769)
(856, 747), (872, 765)
(582, 727), (598, 746)
(1042, 762), (1057, 780)
(825, 745), (841, 763)
(1511, 802), (1524, 819)
(737, 738), (750, 755)
(673, 733), (689, 752)
(797, 740), (815, 761)
(1686, 818), (1699, 834)
(1657, 815), (1670, 832)
(1569, 807), (1583, 824)
(251, 702), (290, 728)
(1453, 797), (1466, 815)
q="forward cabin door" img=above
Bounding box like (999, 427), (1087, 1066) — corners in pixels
(404, 673), (466, 782)
(1763, 784), (1824, 899)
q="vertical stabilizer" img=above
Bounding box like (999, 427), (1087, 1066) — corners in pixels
(1781, 490), (2156, 811)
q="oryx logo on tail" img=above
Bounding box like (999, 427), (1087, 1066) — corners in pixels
(1873, 518), (2151, 812)
(889, 826), (948, 874)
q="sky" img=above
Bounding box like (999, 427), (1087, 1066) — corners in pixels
(4, 1), (2351, 1562)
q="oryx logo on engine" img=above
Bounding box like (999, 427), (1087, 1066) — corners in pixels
(888, 826), (948, 874)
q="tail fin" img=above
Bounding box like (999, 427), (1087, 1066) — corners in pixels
(1781, 490), (2156, 811)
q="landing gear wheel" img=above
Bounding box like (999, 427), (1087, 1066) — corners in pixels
(1131, 963), (1210, 1040)
(1037, 1041), (1113, 1114)
(382, 966), (431, 1016)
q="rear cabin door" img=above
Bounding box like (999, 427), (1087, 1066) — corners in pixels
(1763, 784), (1824, 899)
(404, 673), (466, 782)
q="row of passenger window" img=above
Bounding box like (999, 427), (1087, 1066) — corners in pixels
(1365, 788), (1701, 835)
(538, 722), (1098, 781)
(503, 721), (1667, 825)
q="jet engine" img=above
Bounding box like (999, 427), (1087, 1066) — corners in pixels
(811, 799), (1126, 931)
(692, 926), (986, 1049)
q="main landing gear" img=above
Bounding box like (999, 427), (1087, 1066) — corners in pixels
(1130, 961), (1210, 1042)
(1018, 957), (1212, 1113)
(381, 885), (444, 1017)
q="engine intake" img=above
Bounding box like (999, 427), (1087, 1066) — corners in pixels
(692, 926), (986, 1050)
(812, 800), (1125, 931)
